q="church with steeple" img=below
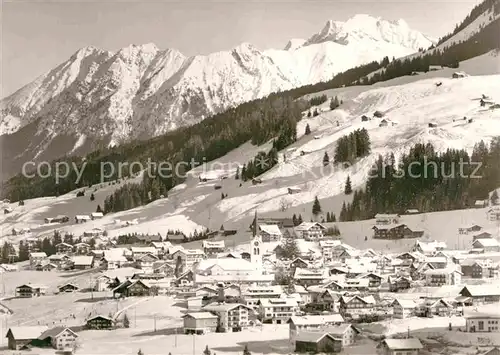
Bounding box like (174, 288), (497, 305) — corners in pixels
(250, 210), (263, 269)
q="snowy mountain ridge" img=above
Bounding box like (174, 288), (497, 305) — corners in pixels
(0, 14), (435, 179)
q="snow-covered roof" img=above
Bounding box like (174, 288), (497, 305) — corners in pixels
(196, 258), (254, 272)
(75, 215), (91, 220)
(131, 247), (156, 254)
(182, 312), (218, 319)
(38, 327), (78, 340)
(71, 256), (94, 266)
(383, 338), (423, 350)
(392, 299), (418, 309)
(472, 238), (500, 247)
(259, 298), (298, 307)
(295, 222), (326, 231)
(319, 240), (342, 248)
(91, 212), (104, 217)
(7, 326), (49, 340)
(29, 252), (47, 258)
(259, 224), (282, 236)
(289, 314), (344, 325)
(202, 240), (225, 248)
(294, 331), (332, 343)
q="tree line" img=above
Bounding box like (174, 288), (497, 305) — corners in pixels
(339, 137), (500, 221)
(334, 128), (371, 164)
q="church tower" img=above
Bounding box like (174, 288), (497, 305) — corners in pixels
(250, 210), (263, 268)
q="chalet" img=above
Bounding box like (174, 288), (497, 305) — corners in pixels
(391, 299), (418, 319)
(36, 327), (78, 350)
(74, 215), (91, 223)
(452, 71), (467, 78)
(175, 270), (194, 286)
(172, 249), (205, 273)
(428, 122), (438, 128)
(289, 257), (311, 270)
(319, 240), (342, 261)
(70, 255), (94, 270)
(475, 200), (488, 208)
(202, 303), (253, 332)
(135, 253), (158, 272)
(15, 284), (47, 298)
(258, 298), (299, 324)
(74, 242), (91, 255)
(58, 283), (79, 293)
(259, 224), (282, 242)
(379, 119), (389, 127)
(91, 212), (104, 220)
(40, 263), (57, 272)
(420, 299), (453, 317)
(488, 207), (500, 221)
(100, 255), (128, 270)
(86, 315), (113, 330)
(472, 238), (500, 252)
(288, 187), (301, 194)
(294, 332), (341, 354)
(251, 217), (294, 229)
(56, 243), (73, 255)
(339, 295), (376, 317)
(461, 259), (495, 278)
(288, 314), (344, 342)
(83, 227), (105, 237)
(459, 285), (500, 304)
(325, 324), (359, 347)
(243, 285), (284, 307)
(413, 240), (447, 255)
(113, 279), (151, 297)
(29, 252), (47, 267)
(375, 214), (400, 225)
(44, 215), (69, 224)
(473, 232), (493, 241)
(465, 309), (500, 332)
(356, 273), (383, 288)
(458, 224), (482, 235)
(424, 267), (462, 286)
(295, 222), (326, 240)
(202, 240), (225, 255)
(372, 224), (406, 239)
(293, 268), (326, 287)
(5, 326), (48, 350)
(405, 209), (420, 215)
(130, 247), (157, 258)
(182, 312), (219, 334)
(47, 256), (68, 269)
(378, 338), (423, 355)
(153, 262), (175, 276)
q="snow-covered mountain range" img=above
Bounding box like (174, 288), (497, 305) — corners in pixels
(0, 14), (435, 178)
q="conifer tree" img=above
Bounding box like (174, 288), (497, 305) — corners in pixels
(292, 214), (298, 226)
(332, 213), (336, 222)
(307, 111), (312, 118)
(326, 212), (331, 222)
(297, 214), (303, 225)
(305, 123), (311, 135)
(323, 152), (330, 166)
(203, 345), (211, 355)
(243, 345), (251, 355)
(491, 190), (499, 205)
(313, 109), (319, 117)
(96, 204), (103, 213)
(235, 166), (240, 180)
(123, 313), (130, 328)
(312, 196), (322, 215)
(90, 193), (95, 201)
(344, 176), (352, 194)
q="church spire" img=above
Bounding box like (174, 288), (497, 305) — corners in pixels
(253, 209), (258, 238)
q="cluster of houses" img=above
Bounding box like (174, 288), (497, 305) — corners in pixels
(5, 211), (500, 354)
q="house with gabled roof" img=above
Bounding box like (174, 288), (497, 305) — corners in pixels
(378, 338), (423, 355)
(58, 283), (79, 293)
(288, 314), (344, 342)
(293, 267), (327, 287)
(374, 213), (400, 225)
(182, 312), (219, 334)
(15, 284), (47, 298)
(458, 224), (482, 235)
(86, 315), (113, 330)
(70, 255), (94, 270)
(112, 279), (151, 297)
(259, 224), (282, 242)
(29, 252), (47, 267)
(295, 222), (326, 240)
(202, 302), (253, 332)
(294, 332), (341, 353)
(459, 285), (500, 304)
(5, 326), (48, 350)
(472, 238), (500, 252)
(202, 240), (225, 255)
(36, 327), (78, 350)
(355, 272), (383, 288)
(339, 295), (376, 317)
(391, 299), (419, 319)
(56, 243), (73, 255)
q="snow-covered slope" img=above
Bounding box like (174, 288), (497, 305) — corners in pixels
(0, 14), (434, 178)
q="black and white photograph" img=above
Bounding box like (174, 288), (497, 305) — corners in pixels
(0, 0), (500, 354)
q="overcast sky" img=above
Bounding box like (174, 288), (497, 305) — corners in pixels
(2, 0), (482, 97)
